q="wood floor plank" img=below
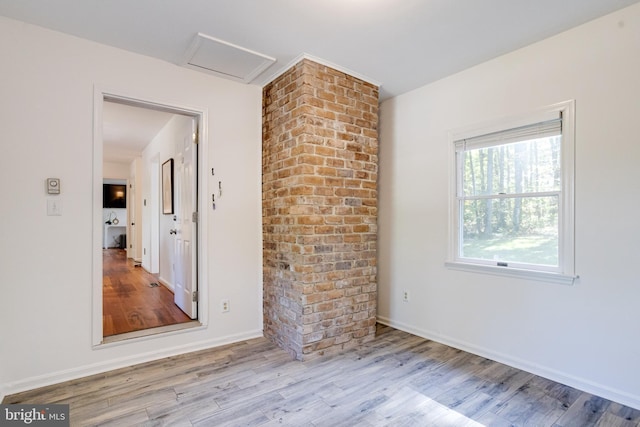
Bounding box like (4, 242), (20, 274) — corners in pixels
(449, 389), (496, 419)
(191, 391), (281, 426)
(373, 385), (443, 422)
(607, 402), (640, 423)
(213, 374), (295, 409)
(90, 409), (150, 427)
(553, 393), (611, 427)
(479, 363), (535, 401)
(103, 249), (191, 337)
(4, 324), (639, 427)
(595, 412), (638, 427)
(145, 392), (221, 426)
(492, 382), (571, 427)
(146, 382), (227, 421)
(259, 393), (331, 426)
(75, 401), (151, 426)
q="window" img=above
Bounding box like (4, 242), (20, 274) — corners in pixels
(447, 101), (576, 284)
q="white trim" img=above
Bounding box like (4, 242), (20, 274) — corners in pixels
(92, 87), (104, 346)
(259, 52), (382, 89)
(376, 316), (640, 411)
(559, 100), (576, 280)
(444, 261), (577, 285)
(101, 321), (201, 345)
(157, 276), (174, 293)
(2, 330), (263, 398)
(92, 85), (210, 346)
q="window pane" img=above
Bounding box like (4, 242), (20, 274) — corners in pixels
(462, 136), (561, 197)
(461, 196), (558, 266)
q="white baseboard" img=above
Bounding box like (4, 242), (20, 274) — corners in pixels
(157, 277), (174, 292)
(376, 316), (640, 411)
(3, 329), (263, 398)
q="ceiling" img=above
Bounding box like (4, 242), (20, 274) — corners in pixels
(2, 0), (638, 164)
(102, 102), (175, 164)
(1, 0), (638, 100)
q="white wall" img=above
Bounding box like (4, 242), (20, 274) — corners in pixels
(0, 16), (262, 398)
(378, 3), (640, 409)
(103, 161), (129, 180)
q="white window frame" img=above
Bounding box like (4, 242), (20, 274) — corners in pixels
(446, 100), (576, 285)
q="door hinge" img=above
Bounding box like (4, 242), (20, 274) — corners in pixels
(192, 291), (198, 302)
(192, 212), (198, 223)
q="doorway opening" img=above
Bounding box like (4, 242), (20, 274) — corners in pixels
(93, 90), (206, 345)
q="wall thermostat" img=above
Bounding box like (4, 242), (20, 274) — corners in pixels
(46, 178), (60, 194)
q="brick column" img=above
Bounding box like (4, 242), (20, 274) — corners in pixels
(262, 59), (379, 360)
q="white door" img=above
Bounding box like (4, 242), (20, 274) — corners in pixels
(173, 117), (198, 319)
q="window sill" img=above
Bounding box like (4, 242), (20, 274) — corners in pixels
(444, 261), (577, 285)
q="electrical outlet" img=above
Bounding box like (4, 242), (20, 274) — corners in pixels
(221, 299), (230, 313)
(402, 290), (409, 303)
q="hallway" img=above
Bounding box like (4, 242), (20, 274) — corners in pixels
(103, 249), (191, 337)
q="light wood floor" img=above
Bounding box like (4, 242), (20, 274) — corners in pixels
(103, 249), (191, 337)
(4, 324), (639, 426)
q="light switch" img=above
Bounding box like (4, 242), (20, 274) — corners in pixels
(47, 199), (62, 216)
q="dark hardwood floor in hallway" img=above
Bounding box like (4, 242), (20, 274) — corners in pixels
(103, 249), (191, 337)
(5, 325), (639, 426)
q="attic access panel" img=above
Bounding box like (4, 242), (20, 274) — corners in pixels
(181, 33), (275, 83)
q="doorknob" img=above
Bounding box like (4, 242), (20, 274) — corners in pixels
(169, 229), (177, 235)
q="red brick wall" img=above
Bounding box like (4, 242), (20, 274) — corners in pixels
(262, 59), (379, 359)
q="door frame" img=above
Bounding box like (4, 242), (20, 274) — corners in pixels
(92, 86), (209, 346)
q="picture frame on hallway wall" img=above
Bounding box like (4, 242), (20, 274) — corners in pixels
(162, 158), (174, 214)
